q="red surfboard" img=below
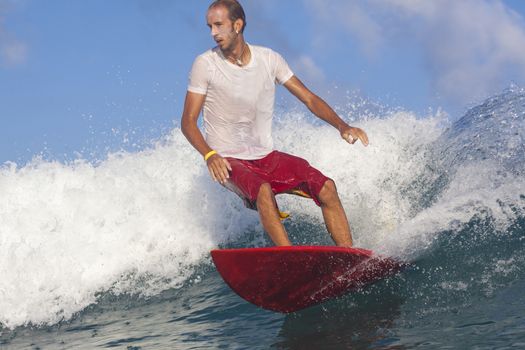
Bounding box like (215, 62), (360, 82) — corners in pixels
(211, 246), (404, 313)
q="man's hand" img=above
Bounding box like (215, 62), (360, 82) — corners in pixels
(340, 126), (369, 146)
(206, 153), (232, 184)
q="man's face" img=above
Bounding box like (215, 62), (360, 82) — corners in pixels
(207, 6), (237, 51)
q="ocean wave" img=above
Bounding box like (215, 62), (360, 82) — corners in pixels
(1, 88), (524, 329)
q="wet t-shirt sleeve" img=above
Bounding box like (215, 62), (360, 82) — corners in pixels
(188, 55), (210, 95)
(270, 50), (294, 85)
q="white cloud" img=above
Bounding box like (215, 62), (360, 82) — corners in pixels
(1, 38), (27, 65)
(309, 0), (384, 57)
(0, 1), (27, 66)
(306, 0), (525, 105)
(292, 55), (326, 84)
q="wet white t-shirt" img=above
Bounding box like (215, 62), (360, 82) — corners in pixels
(187, 44), (294, 160)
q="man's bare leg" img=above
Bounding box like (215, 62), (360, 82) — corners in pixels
(256, 183), (292, 246)
(318, 180), (353, 247)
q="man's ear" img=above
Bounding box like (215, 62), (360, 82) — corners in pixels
(234, 19), (243, 33)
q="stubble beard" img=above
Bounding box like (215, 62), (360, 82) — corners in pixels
(221, 29), (240, 56)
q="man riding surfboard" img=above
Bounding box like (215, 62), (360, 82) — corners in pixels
(181, 0), (368, 247)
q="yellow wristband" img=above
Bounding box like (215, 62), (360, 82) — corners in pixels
(204, 150), (217, 161)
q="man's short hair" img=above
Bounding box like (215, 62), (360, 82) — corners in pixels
(208, 0), (247, 33)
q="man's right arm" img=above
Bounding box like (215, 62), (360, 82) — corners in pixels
(181, 91), (231, 184)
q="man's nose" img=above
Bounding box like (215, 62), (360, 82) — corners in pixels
(210, 27), (219, 37)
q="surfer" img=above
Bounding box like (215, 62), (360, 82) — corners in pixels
(181, 0), (368, 247)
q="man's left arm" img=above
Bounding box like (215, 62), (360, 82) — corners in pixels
(283, 76), (369, 146)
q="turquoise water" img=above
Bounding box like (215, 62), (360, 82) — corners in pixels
(1, 88), (525, 349)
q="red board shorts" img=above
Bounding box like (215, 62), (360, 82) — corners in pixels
(224, 150), (331, 210)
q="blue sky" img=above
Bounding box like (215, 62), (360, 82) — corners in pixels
(2, 0), (525, 164)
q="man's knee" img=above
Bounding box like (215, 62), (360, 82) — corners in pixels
(319, 179), (339, 204)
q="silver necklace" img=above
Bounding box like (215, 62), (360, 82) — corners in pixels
(229, 43), (247, 66)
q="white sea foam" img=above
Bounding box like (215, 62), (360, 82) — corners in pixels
(274, 110), (447, 252)
(0, 132), (256, 328)
(377, 161), (525, 259)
